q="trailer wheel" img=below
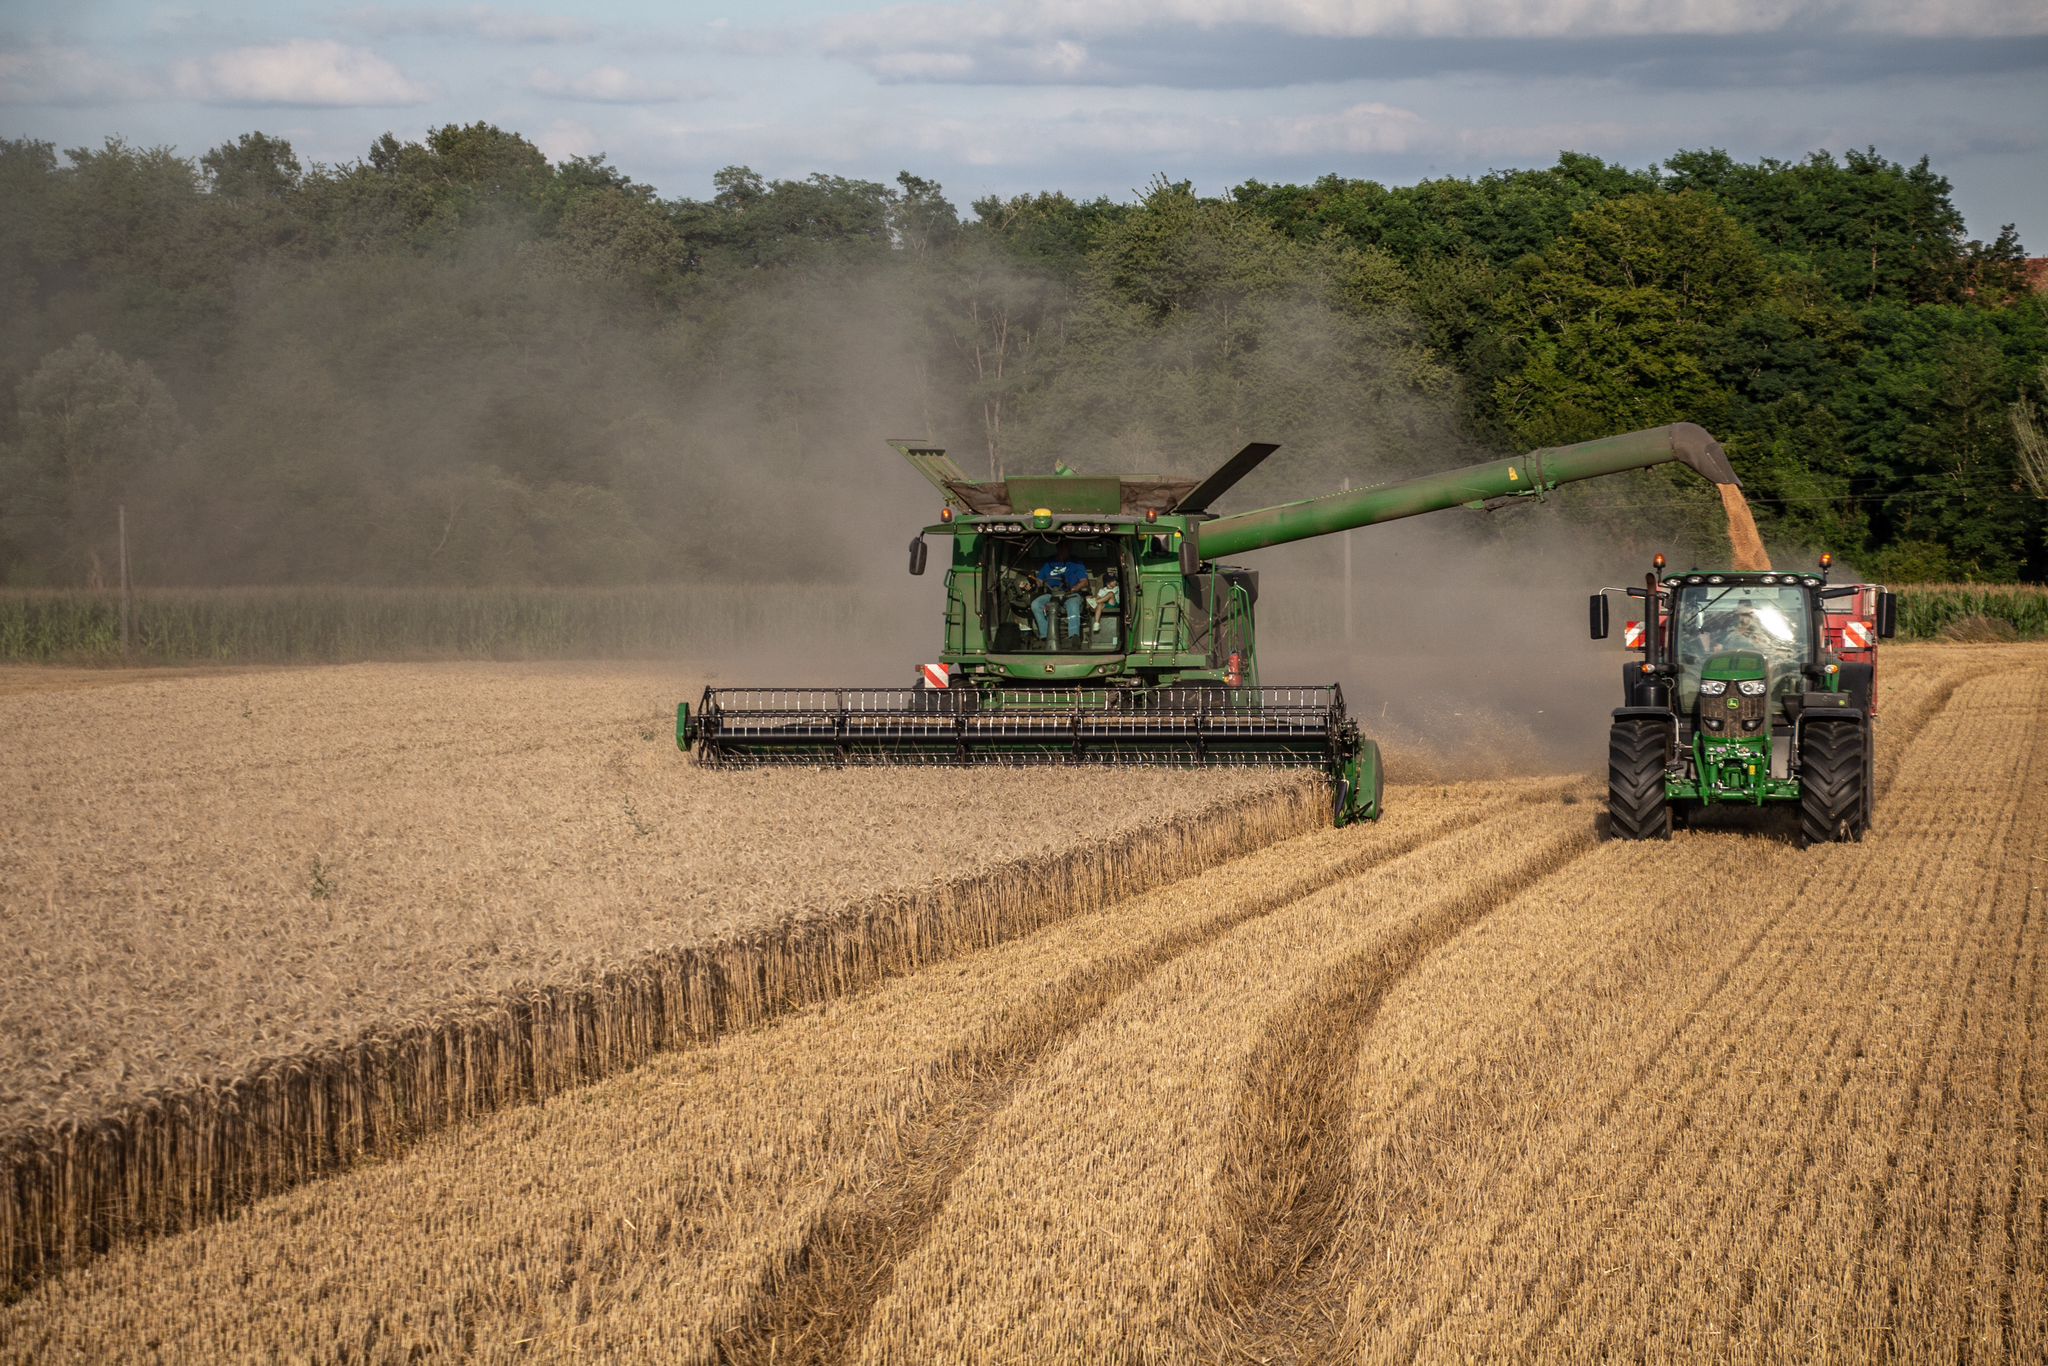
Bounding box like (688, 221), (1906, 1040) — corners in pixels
(1607, 717), (1671, 841)
(1799, 719), (1866, 848)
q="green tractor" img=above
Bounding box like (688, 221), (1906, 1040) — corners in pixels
(1591, 558), (1898, 845)
(681, 424), (1739, 825)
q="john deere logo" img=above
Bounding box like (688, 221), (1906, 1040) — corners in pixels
(1727, 698), (1741, 710)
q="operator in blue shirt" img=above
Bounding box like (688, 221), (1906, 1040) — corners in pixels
(1029, 542), (1091, 642)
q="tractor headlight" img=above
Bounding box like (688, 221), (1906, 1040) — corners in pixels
(1699, 679), (1728, 696)
(1703, 715), (1724, 731)
(1738, 679), (1766, 697)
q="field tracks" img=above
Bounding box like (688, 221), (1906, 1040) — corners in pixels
(1, 779), (1325, 1300)
(1366, 659), (2043, 1360)
(1203, 818), (1597, 1356)
(1224, 648), (2008, 1361)
(709, 782), (1580, 1362)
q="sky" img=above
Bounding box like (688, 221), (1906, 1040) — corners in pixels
(3, 0), (2046, 245)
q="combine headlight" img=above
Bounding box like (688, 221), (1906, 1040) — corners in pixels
(1738, 679), (1766, 696)
(1700, 679), (1728, 696)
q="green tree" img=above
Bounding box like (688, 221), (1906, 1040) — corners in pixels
(1497, 191), (1772, 445)
(200, 132), (301, 200)
(1663, 147), (1973, 304)
(0, 337), (186, 584)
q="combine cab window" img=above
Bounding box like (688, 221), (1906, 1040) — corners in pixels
(985, 536), (1125, 653)
(1672, 584), (1812, 710)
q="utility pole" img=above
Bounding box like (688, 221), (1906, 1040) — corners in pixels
(1341, 477), (1354, 644)
(118, 504), (131, 661)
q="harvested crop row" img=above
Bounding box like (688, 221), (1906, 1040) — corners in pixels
(1316, 660), (2047, 1360)
(848, 796), (1600, 1362)
(835, 647), (2032, 1361)
(0, 773), (1574, 1359)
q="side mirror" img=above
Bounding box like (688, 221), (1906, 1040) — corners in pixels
(908, 536), (928, 576)
(1876, 589), (1897, 639)
(1178, 526), (1200, 577)
(1588, 592), (1610, 641)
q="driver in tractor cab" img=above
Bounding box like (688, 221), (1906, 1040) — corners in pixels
(997, 566), (1039, 642)
(1030, 542), (1091, 643)
(1719, 603), (1795, 660)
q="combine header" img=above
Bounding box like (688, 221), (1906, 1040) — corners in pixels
(683, 425), (1739, 824)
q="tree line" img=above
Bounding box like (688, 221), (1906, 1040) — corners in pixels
(1, 125), (2042, 586)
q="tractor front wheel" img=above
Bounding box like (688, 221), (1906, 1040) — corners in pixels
(1607, 717), (1671, 841)
(1799, 719), (1867, 847)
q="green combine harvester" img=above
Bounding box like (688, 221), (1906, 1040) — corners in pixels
(1590, 556), (1897, 845)
(681, 425), (1738, 824)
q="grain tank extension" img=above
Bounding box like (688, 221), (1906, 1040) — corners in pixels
(681, 425), (1738, 824)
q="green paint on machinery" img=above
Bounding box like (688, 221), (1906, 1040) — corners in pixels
(680, 424), (1739, 826)
(1590, 558), (1900, 846)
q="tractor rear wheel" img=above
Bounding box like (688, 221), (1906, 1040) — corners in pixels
(1799, 719), (1866, 847)
(1857, 717), (1875, 837)
(1607, 717), (1671, 841)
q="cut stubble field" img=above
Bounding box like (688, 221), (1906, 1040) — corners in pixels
(2, 644), (2042, 1363)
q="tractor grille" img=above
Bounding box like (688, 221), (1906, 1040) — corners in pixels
(688, 684), (1352, 769)
(1698, 687), (1768, 736)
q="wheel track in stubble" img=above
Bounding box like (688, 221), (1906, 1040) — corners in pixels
(708, 782), (1583, 1364)
(1202, 657), (1995, 1362)
(1435, 661), (2010, 1359)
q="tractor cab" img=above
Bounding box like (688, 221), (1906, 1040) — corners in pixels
(1671, 581), (1812, 715)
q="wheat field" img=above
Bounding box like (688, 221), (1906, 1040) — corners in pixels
(0, 662), (1319, 1291)
(1, 644), (2041, 1362)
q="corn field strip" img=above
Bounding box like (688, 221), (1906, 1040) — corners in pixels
(3, 583), (2041, 665)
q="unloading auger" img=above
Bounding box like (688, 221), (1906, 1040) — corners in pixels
(679, 425), (1739, 824)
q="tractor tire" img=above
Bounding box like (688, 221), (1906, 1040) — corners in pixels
(1607, 717), (1671, 841)
(1857, 718), (1876, 837)
(1799, 719), (1867, 848)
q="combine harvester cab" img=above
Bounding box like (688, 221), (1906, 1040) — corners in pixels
(1592, 554), (1898, 846)
(683, 425), (1740, 827)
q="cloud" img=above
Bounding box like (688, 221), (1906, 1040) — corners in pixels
(173, 40), (430, 106)
(340, 5), (595, 44)
(822, 1), (2048, 47)
(806, 0), (2048, 88)
(527, 65), (707, 103)
(0, 46), (153, 104)
(533, 118), (602, 162)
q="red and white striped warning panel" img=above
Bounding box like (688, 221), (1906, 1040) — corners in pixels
(1623, 620), (1644, 648)
(1840, 620), (1873, 650)
(919, 662), (952, 689)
